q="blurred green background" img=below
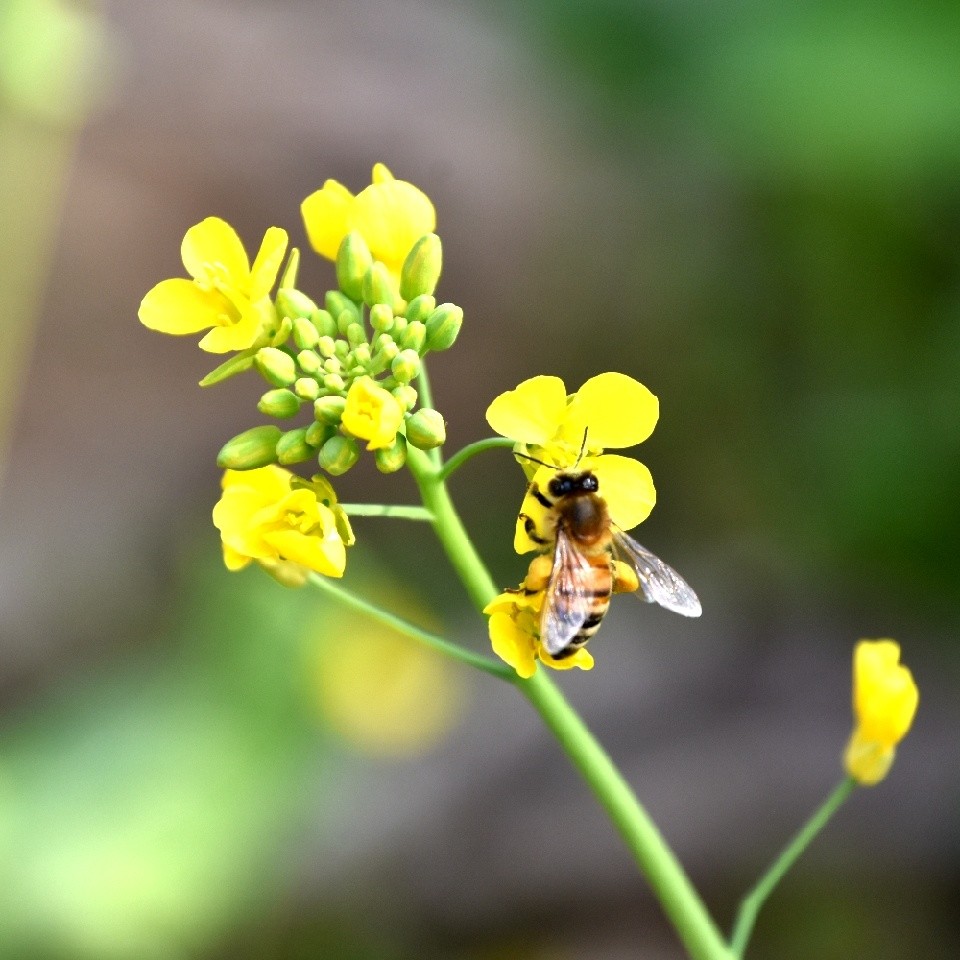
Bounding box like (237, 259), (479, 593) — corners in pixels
(1, 0), (957, 957)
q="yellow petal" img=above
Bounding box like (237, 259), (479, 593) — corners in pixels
(221, 465), (291, 500)
(486, 376), (568, 445)
(513, 464), (556, 554)
(197, 302), (264, 353)
(844, 728), (895, 786)
(341, 377), (403, 450)
(540, 645), (595, 672)
(488, 612), (538, 678)
(591, 455), (656, 531)
(138, 278), (225, 335)
(852, 640), (919, 746)
(561, 373), (659, 449)
(266, 527), (346, 578)
(212, 489), (276, 560)
(301, 179), (355, 261)
(181, 217), (250, 283)
(371, 162), (394, 184)
(351, 177), (436, 273)
(249, 226), (288, 299)
(222, 544), (252, 572)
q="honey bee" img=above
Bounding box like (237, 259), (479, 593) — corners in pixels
(520, 468), (702, 659)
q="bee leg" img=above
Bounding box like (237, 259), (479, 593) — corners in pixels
(527, 483), (554, 510)
(612, 559), (640, 594)
(519, 513), (548, 547)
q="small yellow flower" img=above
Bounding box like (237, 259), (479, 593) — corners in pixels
(301, 163), (435, 285)
(844, 639), (919, 786)
(212, 466), (354, 586)
(139, 217), (288, 353)
(484, 587), (595, 679)
(341, 376), (404, 450)
(486, 373), (659, 553)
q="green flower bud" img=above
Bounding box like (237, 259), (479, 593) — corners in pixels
(323, 373), (345, 393)
(392, 384), (418, 411)
(323, 357), (341, 374)
(405, 294), (436, 325)
(326, 290), (360, 328)
(311, 308), (337, 339)
(255, 347), (297, 387)
(314, 395), (347, 424)
(258, 388), (301, 419)
(392, 316), (408, 337)
(294, 377), (320, 401)
(346, 322), (367, 349)
(405, 407), (446, 449)
(276, 287), (320, 321)
(316, 336), (337, 359)
(376, 336), (399, 363)
(334, 339), (349, 359)
(297, 350), (323, 376)
(362, 261), (396, 308)
(370, 303), (394, 333)
(318, 434), (360, 475)
(400, 232), (443, 301)
(305, 420), (332, 447)
(216, 425), (282, 469)
(353, 343), (372, 367)
(267, 315), (293, 348)
(199, 348), (256, 388)
(425, 303), (463, 352)
(391, 348), (421, 383)
(375, 434), (407, 474)
(399, 320), (426, 353)
(276, 427), (315, 465)
(292, 315), (320, 350)
(336, 231), (374, 301)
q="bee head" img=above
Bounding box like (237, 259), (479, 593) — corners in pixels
(548, 471), (599, 497)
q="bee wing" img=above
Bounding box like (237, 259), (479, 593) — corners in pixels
(540, 527), (595, 656)
(612, 528), (702, 618)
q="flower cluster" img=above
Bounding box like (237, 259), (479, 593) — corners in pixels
(139, 164), (461, 579)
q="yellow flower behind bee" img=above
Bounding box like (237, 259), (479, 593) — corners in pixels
(341, 376), (404, 450)
(300, 163), (435, 284)
(486, 373), (659, 553)
(138, 217), (288, 353)
(484, 587), (595, 679)
(844, 639), (919, 786)
(212, 466), (354, 586)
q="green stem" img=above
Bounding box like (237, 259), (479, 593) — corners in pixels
(405, 443), (732, 960)
(341, 503), (434, 521)
(729, 778), (856, 957)
(436, 437), (518, 482)
(306, 573), (512, 680)
(416, 363), (441, 467)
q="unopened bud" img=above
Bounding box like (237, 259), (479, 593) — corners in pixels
(405, 407), (446, 449)
(276, 287), (320, 321)
(399, 320), (426, 353)
(311, 308), (337, 339)
(334, 339), (349, 359)
(405, 294), (436, 325)
(277, 427), (314, 465)
(318, 434), (360, 475)
(345, 322), (366, 349)
(297, 350), (323, 376)
(305, 420), (331, 447)
(391, 384), (418, 411)
(324, 357), (342, 374)
(352, 343), (371, 367)
(336, 231), (373, 301)
(255, 347), (297, 386)
(314, 395), (347, 424)
(316, 336), (337, 359)
(323, 373), (345, 392)
(294, 377), (320, 401)
(293, 316), (320, 350)
(216, 425), (282, 469)
(326, 291), (360, 328)
(400, 233), (443, 300)
(375, 435), (407, 474)
(425, 303), (463, 352)
(258, 388), (301, 419)
(370, 303), (394, 333)
(362, 261), (396, 308)
(391, 348), (421, 383)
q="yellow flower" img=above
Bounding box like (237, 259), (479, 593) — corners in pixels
(212, 466), (354, 586)
(844, 639), (919, 786)
(341, 376), (404, 450)
(301, 163), (435, 284)
(486, 373), (659, 553)
(484, 587), (595, 679)
(139, 217), (288, 353)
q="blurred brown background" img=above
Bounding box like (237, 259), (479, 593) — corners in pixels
(1, 0), (958, 958)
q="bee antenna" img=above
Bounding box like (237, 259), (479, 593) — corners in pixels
(573, 428), (589, 468)
(513, 450), (555, 470)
